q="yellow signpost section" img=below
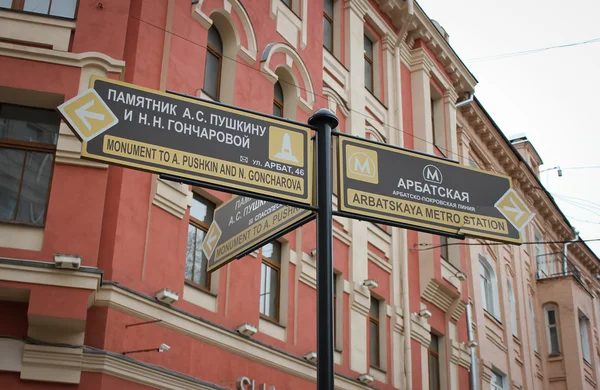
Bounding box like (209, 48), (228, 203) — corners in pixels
(57, 89), (118, 141)
(202, 222), (222, 260)
(495, 188), (535, 232)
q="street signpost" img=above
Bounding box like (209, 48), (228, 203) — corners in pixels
(203, 195), (314, 272)
(57, 78), (535, 390)
(58, 77), (314, 207)
(337, 134), (534, 243)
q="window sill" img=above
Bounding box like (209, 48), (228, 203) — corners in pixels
(512, 334), (521, 344)
(0, 222), (44, 251)
(483, 309), (502, 326)
(548, 353), (563, 361)
(584, 359), (593, 368)
(369, 366), (387, 383)
(365, 88), (388, 110)
(258, 316), (286, 342)
(183, 282), (217, 312)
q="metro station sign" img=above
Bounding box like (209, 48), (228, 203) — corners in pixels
(337, 135), (534, 243)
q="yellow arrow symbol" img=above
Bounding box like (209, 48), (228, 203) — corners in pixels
(202, 222), (222, 260)
(57, 89), (118, 142)
(494, 189), (535, 232)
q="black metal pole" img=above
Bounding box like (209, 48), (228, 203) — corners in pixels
(308, 108), (338, 390)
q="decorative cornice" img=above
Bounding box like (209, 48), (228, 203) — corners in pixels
(0, 43), (125, 73)
(21, 344), (82, 384)
(421, 279), (455, 313)
(153, 178), (190, 219)
(0, 258), (102, 290)
(410, 314), (431, 347)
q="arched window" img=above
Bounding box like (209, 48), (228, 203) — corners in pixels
(479, 256), (499, 319)
(273, 81), (284, 117)
(544, 304), (560, 355)
(204, 26), (223, 100)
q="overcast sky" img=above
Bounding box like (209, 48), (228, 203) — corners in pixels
(416, 0), (600, 257)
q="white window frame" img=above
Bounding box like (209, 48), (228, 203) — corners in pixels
(479, 256), (500, 319)
(544, 304), (560, 355)
(534, 228), (547, 278)
(529, 296), (538, 352)
(491, 370), (506, 390)
(507, 279), (518, 337)
(579, 311), (591, 363)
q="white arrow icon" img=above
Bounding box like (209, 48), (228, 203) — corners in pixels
(75, 99), (105, 131)
(206, 234), (218, 249)
(502, 197), (524, 222)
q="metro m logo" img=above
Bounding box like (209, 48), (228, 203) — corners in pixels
(345, 144), (379, 184)
(423, 164), (443, 184)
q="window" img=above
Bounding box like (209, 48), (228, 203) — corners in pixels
(203, 26), (223, 101)
(281, 0), (292, 9)
(185, 194), (215, 290)
(273, 81), (284, 118)
(260, 240), (281, 321)
(529, 296), (538, 351)
(534, 229), (546, 277)
(430, 98), (437, 144)
(491, 371), (505, 390)
(439, 236), (448, 261)
(428, 334), (440, 390)
(1, 0), (77, 19)
(544, 304), (560, 355)
(579, 312), (591, 362)
(369, 297), (380, 367)
(323, 0), (334, 52)
(0, 104), (59, 226)
(479, 258), (498, 318)
(507, 280), (518, 337)
(364, 35), (374, 93)
(430, 87), (445, 155)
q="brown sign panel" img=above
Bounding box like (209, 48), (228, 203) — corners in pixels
(337, 135), (534, 244)
(204, 196), (313, 272)
(57, 77), (314, 206)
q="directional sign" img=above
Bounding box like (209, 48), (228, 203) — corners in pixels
(57, 77), (314, 206)
(204, 196), (313, 272)
(337, 135), (534, 243)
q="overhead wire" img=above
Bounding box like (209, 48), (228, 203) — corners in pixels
(411, 238), (600, 251)
(466, 37), (600, 63)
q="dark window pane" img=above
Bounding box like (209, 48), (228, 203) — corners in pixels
(369, 320), (379, 366)
(429, 334), (439, 352)
(0, 104), (60, 145)
(0, 148), (25, 221)
(273, 104), (282, 118)
(364, 35), (373, 59)
(370, 297), (379, 317)
(207, 27), (223, 53)
(15, 152), (53, 224)
(550, 328), (560, 353)
(190, 195), (214, 224)
(260, 263), (279, 319)
(193, 227), (208, 286)
(428, 353), (440, 390)
(24, 0), (50, 14)
(440, 236), (448, 260)
(203, 52), (220, 100)
(364, 60), (373, 92)
(263, 240), (281, 263)
(324, 0), (333, 17)
(547, 309), (556, 325)
(50, 0), (77, 18)
(281, 0), (292, 8)
(185, 225), (196, 280)
(323, 17), (333, 52)
(274, 81), (284, 102)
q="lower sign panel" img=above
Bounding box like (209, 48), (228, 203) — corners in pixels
(337, 135), (533, 243)
(204, 196), (314, 272)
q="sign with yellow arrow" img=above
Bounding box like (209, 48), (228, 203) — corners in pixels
(57, 77), (314, 206)
(337, 135), (535, 243)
